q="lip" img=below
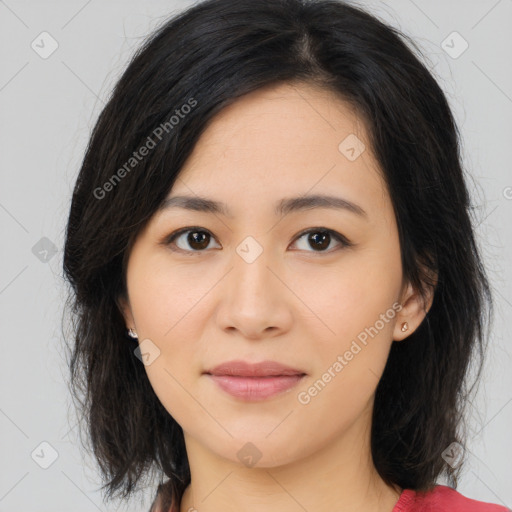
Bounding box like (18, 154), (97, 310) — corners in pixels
(204, 360), (306, 401)
(205, 359), (305, 377)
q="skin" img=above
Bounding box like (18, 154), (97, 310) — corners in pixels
(119, 81), (434, 512)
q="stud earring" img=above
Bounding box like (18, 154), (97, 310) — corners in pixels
(127, 328), (138, 339)
(401, 322), (409, 332)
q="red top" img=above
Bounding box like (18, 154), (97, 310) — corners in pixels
(392, 485), (509, 511)
(157, 485), (509, 511)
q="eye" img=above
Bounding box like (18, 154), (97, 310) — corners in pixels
(162, 226), (352, 255)
(164, 227), (220, 254)
(290, 228), (352, 253)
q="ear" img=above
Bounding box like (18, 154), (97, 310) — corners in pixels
(116, 293), (135, 330)
(393, 269), (437, 342)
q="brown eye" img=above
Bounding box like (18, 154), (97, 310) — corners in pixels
(308, 231), (330, 251)
(166, 228), (220, 253)
(185, 231), (210, 250)
(164, 226), (351, 255)
(291, 228), (352, 253)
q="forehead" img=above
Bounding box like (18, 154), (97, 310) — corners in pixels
(164, 82), (389, 222)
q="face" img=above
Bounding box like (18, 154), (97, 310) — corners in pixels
(120, 81), (425, 468)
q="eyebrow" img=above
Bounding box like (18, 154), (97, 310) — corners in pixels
(158, 193), (367, 219)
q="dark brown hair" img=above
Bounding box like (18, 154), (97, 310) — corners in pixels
(62, 0), (493, 510)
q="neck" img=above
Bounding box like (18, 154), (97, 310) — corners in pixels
(179, 404), (402, 512)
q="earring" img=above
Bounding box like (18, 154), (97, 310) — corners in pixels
(401, 322), (409, 332)
(127, 328), (138, 339)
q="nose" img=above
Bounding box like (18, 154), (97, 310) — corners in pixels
(215, 243), (293, 340)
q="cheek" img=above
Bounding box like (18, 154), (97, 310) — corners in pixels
(129, 254), (211, 340)
(126, 252), (208, 395)
(309, 250), (400, 336)
(128, 257), (209, 425)
(298, 245), (401, 390)
(293, 266), (399, 430)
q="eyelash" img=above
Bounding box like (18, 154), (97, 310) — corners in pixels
(162, 226), (353, 256)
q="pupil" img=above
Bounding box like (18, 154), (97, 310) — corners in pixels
(310, 232), (329, 250)
(189, 231), (209, 250)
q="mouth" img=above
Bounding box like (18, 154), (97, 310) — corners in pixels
(204, 360), (307, 401)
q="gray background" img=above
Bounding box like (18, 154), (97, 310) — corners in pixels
(0, 0), (511, 510)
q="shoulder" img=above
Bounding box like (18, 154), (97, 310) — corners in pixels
(395, 485), (509, 512)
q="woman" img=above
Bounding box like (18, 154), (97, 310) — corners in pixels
(62, 0), (508, 511)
